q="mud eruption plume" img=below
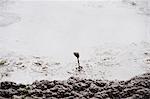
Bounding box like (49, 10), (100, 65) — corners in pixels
(73, 52), (80, 67)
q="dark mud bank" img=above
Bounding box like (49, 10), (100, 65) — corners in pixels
(0, 73), (150, 99)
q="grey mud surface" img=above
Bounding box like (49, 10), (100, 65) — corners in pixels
(0, 73), (150, 99)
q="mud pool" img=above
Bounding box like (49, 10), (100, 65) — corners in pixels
(0, 0), (150, 83)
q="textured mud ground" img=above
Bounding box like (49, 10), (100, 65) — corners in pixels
(0, 73), (149, 99)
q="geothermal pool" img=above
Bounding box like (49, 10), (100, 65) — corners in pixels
(0, 0), (150, 83)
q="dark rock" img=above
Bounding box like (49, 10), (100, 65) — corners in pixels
(32, 80), (55, 90)
(89, 83), (99, 93)
(66, 96), (75, 99)
(94, 80), (107, 87)
(0, 89), (18, 98)
(0, 81), (17, 89)
(17, 84), (26, 88)
(67, 77), (80, 84)
(72, 82), (88, 91)
(95, 91), (109, 99)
